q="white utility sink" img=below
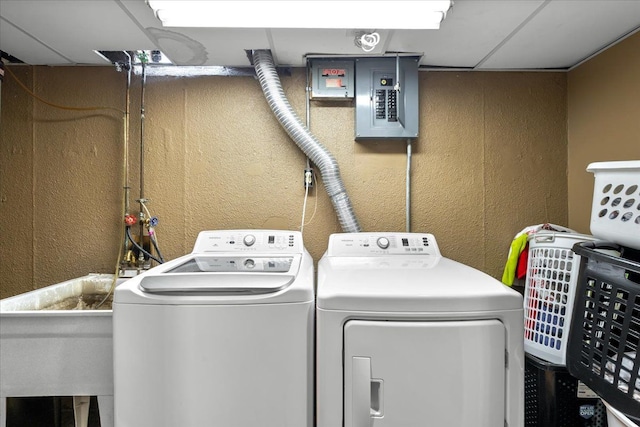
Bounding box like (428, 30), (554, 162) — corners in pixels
(0, 274), (120, 427)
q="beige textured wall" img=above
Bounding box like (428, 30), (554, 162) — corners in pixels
(567, 32), (640, 234)
(1, 66), (568, 298)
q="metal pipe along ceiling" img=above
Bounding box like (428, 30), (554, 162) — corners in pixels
(252, 50), (361, 233)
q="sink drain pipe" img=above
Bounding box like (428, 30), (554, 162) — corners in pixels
(252, 50), (361, 233)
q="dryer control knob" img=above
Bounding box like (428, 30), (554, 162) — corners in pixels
(243, 234), (256, 246)
(377, 237), (390, 250)
(244, 259), (255, 269)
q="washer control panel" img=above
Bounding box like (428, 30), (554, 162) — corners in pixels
(327, 232), (440, 257)
(167, 256), (294, 273)
(192, 230), (302, 254)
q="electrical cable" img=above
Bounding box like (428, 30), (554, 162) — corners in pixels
(300, 171), (320, 231)
(4, 65), (125, 114)
(140, 201), (151, 220)
(302, 178), (319, 227)
(300, 181), (310, 234)
(299, 57), (314, 233)
(126, 226), (163, 264)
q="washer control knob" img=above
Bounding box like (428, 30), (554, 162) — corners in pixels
(377, 237), (390, 250)
(244, 259), (255, 269)
(243, 234), (256, 246)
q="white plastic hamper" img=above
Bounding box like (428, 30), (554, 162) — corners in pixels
(523, 232), (598, 365)
(587, 160), (640, 250)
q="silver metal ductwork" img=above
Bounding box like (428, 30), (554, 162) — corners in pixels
(252, 50), (361, 233)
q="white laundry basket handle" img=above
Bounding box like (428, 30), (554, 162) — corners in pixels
(533, 234), (557, 243)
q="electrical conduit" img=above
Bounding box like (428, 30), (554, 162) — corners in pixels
(252, 50), (361, 233)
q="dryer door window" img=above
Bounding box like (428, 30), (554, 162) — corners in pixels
(344, 320), (505, 427)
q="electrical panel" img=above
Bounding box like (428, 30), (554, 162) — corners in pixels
(310, 59), (355, 100)
(355, 57), (419, 140)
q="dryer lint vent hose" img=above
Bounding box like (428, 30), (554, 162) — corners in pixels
(252, 49), (361, 233)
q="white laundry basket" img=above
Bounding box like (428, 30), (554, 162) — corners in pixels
(587, 161), (640, 250)
(523, 231), (598, 365)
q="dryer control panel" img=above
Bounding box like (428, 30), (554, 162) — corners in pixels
(192, 230), (303, 254)
(326, 232), (441, 257)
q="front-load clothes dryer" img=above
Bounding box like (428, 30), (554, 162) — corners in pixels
(113, 230), (314, 427)
(316, 232), (524, 427)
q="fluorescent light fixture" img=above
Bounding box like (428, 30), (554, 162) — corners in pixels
(147, 1), (452, 30)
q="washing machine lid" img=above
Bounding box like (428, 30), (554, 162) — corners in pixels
(317, 256), (522, 313)
(138, 255), (298, 293)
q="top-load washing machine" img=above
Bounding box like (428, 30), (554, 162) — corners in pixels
(316, 232), (524, 427)
(113, 230), (314, 427)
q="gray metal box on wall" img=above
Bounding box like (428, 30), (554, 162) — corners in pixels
(355, 56), (419, 140)
(310, 59), (355, 100)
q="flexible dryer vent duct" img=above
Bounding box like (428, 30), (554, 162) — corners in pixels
(252, 50), (361, 233)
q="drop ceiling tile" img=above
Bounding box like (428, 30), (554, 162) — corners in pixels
(386, 0), (546, 68)
(0, 0), (156, 64)
(478, 0), (640, 69)
(0, 18), (70, 64)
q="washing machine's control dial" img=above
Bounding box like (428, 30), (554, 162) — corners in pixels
(243, 234), (256, 246)
(377, 237), (390, 249)
(244, 259), (255, 269)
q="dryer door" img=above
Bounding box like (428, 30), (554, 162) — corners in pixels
(344, 320), (505, 427)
